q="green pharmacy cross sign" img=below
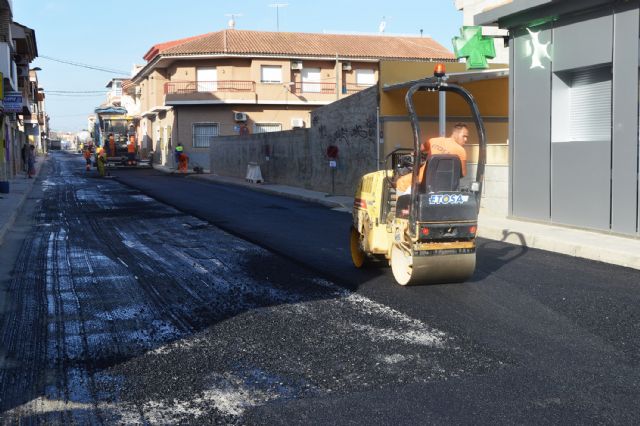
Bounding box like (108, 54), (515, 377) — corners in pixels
(453, 26), (496, 70)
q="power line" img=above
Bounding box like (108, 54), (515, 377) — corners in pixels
(46, 93), (106, 97)
(46, 90), (108, 93)
(39, 55), (130, 75)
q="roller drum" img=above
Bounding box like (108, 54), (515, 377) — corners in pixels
(391, 244), (476, 285)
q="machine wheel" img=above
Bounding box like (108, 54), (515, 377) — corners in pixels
(350, 226), (370, 268)
(390, 243), (414, 285)
(391, 241), (477, 286)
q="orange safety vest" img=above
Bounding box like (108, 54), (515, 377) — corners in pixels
(127, 142), (136, 153)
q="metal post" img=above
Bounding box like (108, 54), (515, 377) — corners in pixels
(376, 106), (381, 170)
(336, 53), (340, 101)
(439, 91), (446, 136)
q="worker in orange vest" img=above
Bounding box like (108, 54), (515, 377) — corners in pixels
(178, 151), (189, 173)
(395, 123), (469, 196)
(83, 145), (92, 171)
(127, 135), (136, 165)
(108, 133), (116, 157)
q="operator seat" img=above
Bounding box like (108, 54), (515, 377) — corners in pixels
(396, 154), (463, 218)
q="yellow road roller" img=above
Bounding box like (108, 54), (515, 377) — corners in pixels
(350, 65), (487, 285)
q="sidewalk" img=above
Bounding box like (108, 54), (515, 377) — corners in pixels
(157, 164), (640, 271)
(0, 154), (46, 246)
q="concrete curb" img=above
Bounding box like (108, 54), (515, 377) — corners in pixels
(478, 215), (640, 270)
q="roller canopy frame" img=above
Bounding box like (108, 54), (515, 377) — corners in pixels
(403, 78), (488, 238)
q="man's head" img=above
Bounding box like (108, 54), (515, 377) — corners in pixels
(451, 123), (469, 146)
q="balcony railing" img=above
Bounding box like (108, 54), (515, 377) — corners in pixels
(289, 82), (337, 95)
(164, 80), (255, 94)
(342, 83), (375, 94)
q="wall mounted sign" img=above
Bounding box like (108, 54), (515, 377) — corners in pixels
(453, 26), (496, 70)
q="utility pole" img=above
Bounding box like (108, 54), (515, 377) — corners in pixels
(268, 3), (288, 32)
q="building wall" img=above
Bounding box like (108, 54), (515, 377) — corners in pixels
(508, 3), (639, 236)
(210, 86), (379, 195)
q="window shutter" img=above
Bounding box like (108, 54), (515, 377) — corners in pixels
(569, 67), (611, 142)
(261, 66), (282, 83)
(355, 69), (375, 86)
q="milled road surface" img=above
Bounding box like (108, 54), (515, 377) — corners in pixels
(1, 151), (639, 425)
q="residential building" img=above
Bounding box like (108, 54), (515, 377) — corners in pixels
(477, 0), (640, 237)
(210, 61), (509, 208)
(0, 2), (39, 191)
(131, 28), (455, 168)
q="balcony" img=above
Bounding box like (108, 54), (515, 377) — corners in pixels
(164, 80), (257, 104)
(163, 80), (374, 106)
(165, 80), (255, 94)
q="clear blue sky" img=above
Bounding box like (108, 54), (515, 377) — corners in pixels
(14, 0), (463, 132)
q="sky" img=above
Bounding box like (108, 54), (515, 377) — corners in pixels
(14, 0), (465, 132)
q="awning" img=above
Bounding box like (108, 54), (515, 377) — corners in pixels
(383, 68), (509, 92)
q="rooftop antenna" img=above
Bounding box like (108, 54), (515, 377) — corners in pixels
(378, 16), (387, 34)
(225, 13), (242, 29)
(269, 3), (288, 32)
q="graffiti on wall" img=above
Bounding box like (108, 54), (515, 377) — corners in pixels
(317, 114), (377, 147)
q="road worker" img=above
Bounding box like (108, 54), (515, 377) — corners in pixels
(96, 146), (107, 177)
(127, 135), (136, 165)
(83, 145), (92, 171)
(395, 123), (468, 196)
(178, 151), (189, 173)
(174, 142), (184, 168)
(108, 133), (116, 157)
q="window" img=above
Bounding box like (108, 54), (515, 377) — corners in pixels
(197, 67), (217, 92)
(254, 123), (282, 133)
(355, 69), (375, 86)
(193, 123), (219, 148)
(302, 68), (321, 93)
(261, 65), (282, 83)
(568, 67), (611, 141)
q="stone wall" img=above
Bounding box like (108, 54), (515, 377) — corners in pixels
(211, 86), (379, 195)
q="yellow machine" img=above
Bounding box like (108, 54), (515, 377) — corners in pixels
(350, 65), (487, 285)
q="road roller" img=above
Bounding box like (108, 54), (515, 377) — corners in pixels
(350, 64), (487, 285)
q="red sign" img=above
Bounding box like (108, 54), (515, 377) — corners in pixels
(326, 145), (339, 159)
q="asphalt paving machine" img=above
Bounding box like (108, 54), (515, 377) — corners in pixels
(93, 106), (151, 168)
(350, 64), (487, 285)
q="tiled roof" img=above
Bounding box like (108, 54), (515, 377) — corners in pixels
(148, 29), (454, 61)
(143, 33), (214, 61)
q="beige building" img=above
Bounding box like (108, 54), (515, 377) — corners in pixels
(130, 28), (455, 168)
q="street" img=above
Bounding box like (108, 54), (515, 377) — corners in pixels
(1, 152), (640, 425)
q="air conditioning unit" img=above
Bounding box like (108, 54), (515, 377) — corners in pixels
(234, 112), (248, 122)
(342, 62), (352, 71)
(291, 118), (305, 128)
(291, 60), (303, 70)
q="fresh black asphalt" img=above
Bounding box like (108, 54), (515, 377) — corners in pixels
(0, 152), (638, 424)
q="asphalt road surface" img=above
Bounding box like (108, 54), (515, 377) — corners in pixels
(1, 151), (639, 424)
